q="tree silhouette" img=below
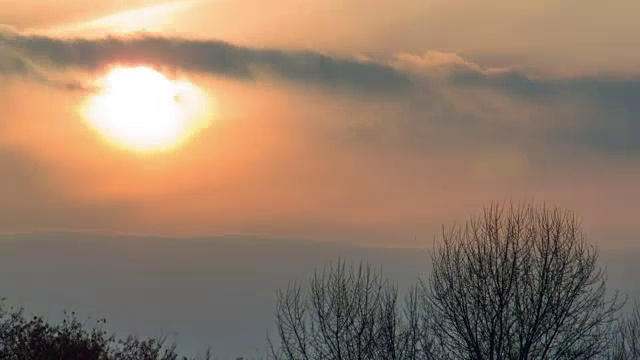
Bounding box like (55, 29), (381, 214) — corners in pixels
(611, 302), (640, 359)
(268, 260), (426, 360)
(0, 301), (181, 360)
(420, 203), (624, 360)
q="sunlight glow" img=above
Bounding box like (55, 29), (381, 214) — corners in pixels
(84, 66), (209, 153)
(47, 1), (202, 35)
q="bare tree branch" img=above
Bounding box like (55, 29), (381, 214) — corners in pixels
(420, 202), (624, 360)
(269, 259), (425, 360)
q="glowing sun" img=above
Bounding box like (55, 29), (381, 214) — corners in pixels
(84, 66), (208, 153)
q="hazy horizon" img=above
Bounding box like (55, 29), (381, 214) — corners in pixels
(2, 231), (639, 358)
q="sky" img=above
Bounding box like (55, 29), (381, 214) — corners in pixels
(0, 1), (639, 355)
(1, 0), (639, 246)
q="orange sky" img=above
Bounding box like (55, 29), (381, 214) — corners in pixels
(1, 0), (639, 247)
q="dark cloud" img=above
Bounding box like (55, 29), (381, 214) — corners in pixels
(452, 69), (557, 99)
(0, 30), (413, 95)
(0, 44), (36, 77)
(0, 43), (92, 91)
(451, 67), (640, 154)
(453, 68), (640, 108)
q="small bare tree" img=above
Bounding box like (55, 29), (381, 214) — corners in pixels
(269, 260), (426, 360)
(611, 303), (640, 359)
(420, 203), (623, 360)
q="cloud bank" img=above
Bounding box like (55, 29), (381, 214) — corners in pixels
(451, 68), (640, 153)
(0, 29), (412, 95)
(2, 28), (639, 156)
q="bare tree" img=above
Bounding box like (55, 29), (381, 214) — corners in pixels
(420, 203), (623, 360)
(611, 302), (640, 359)
(269, 260), (425, 360)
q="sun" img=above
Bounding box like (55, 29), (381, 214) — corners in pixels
(84, 66), (209, 153)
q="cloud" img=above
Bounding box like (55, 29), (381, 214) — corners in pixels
(0, 42), (92, 91)
(0, 29), (413, 95)
(2, 27), (639, 155)
(450, 68), (640, 153)
(392, 51), (485, 75)
(451, 64), (640, 113)
(0, 46), (32, 76)
(0, 24), (19, 36)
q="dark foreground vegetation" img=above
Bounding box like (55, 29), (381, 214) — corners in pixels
(0, 305), (191, 360)
(2, 203), (639, 359)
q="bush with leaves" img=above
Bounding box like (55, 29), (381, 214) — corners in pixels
(0, 301), (181, 360)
